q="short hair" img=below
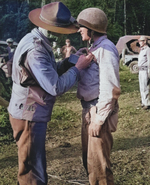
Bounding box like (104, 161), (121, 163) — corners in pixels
(66, 39), (70, 42)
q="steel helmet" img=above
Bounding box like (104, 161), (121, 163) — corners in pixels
(77, 8), (108, 34)
(6, 38), (13, 43)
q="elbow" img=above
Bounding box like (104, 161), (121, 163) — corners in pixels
(112, 86), (121, 99)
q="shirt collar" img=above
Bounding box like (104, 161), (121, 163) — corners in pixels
(91, 35), (107, 49)
(31, 28), (53, 53)
(31, 28), (51, 46)
(140, 45), (148, 50)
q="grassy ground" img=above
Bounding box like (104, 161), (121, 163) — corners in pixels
(0, 65), (150, 184)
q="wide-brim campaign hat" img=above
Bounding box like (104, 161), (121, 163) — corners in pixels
(29, 2), (78, 34)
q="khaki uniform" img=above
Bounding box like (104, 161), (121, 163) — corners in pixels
(138, 45), (150, 106)
(77, 35), (120, 185)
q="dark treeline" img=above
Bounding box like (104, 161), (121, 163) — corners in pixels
(0, 0), (150, 48)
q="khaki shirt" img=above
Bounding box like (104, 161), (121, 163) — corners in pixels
(77, 35), (120, 125)
(138, 45), (150, 77)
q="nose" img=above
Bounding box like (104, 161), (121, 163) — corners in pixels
(77, 28), (81, 33)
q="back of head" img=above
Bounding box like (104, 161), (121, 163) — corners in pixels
(77, 8), (108, 34)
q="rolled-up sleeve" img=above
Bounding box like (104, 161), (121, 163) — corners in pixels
(96, 46), (120, 124)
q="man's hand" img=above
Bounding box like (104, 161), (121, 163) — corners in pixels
(75, 48), (97, 63)
(89, 106), (103, 137)
(75, 52), (94, 71)
(89, 122), (102, 137)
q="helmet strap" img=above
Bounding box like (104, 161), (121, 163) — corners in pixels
(87, 30), (94, 48)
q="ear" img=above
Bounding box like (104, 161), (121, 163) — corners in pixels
(144, 40), (147, 45)
(87, 29), (92, 37)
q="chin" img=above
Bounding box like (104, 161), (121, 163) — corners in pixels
(82, 37), (86, 41)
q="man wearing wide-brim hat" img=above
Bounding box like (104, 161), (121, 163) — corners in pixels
(7, 2), (94, 185)
(138, 35), (150, 109)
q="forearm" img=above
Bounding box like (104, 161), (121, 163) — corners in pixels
(96, 51), (120, 124)
(56, 58), (75, 76)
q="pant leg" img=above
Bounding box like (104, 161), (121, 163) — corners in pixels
(81, 108), (90, 174)
(81, 109), (114, 185)
(139, 71), (150, 106)
(9, 115), (47, 185)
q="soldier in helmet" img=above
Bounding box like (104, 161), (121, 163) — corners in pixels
(138, 35), (150, 109)
(6, 38), (15, 84)
(76, 8), (121, 185)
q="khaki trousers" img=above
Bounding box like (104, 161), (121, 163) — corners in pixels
(9, 115), (47, 185)
(139, 70), (150, 106)
(81, 108), (115, 185)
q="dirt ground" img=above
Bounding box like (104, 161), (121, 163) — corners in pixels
(46, 93), (89, 185)
(46, 127), (89, 185)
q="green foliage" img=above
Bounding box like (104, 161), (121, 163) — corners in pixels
(107, 22), (123, 44)
(119, 64), (139, 94)
(56, 91), (77, 103)
(0, 107), (13, 143)
(0, 0), (37, 42)
(0, 78), (11, 101)
(48, 105), (78, 131)
(0, 0), (150, 46)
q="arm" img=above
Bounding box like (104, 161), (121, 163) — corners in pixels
(89, 46), (121, 136)
(27, 49), (93, 96)
(147, 47), (150, 79)
(56, 57), (75, 76)
(71, 46), (77, 54)
(60, 46), (65, 54)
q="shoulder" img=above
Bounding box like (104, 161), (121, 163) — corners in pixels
(61, 45), (66, 49)
(98, 38), (119, 57)
(71, 46), (76, 50)
(146, 46), (150, 54)
(146, 45), (150, 50)
(101, 38), (116, 49)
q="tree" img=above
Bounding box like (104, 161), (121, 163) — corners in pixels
(41, 0), (46, 6)
(16, 1), (30, 42)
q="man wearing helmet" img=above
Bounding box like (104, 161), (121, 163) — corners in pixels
(7, 2), (94, 185)
(76, 8), (120, 185)
(6, 38), (15, 83)
(138, 35), (150, 110)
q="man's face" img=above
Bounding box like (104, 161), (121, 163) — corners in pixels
(78, 27), (91, 41)
(139, 40), (146, 48)
(66, 41), (70, 46)
(8, 42), (13, 47)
